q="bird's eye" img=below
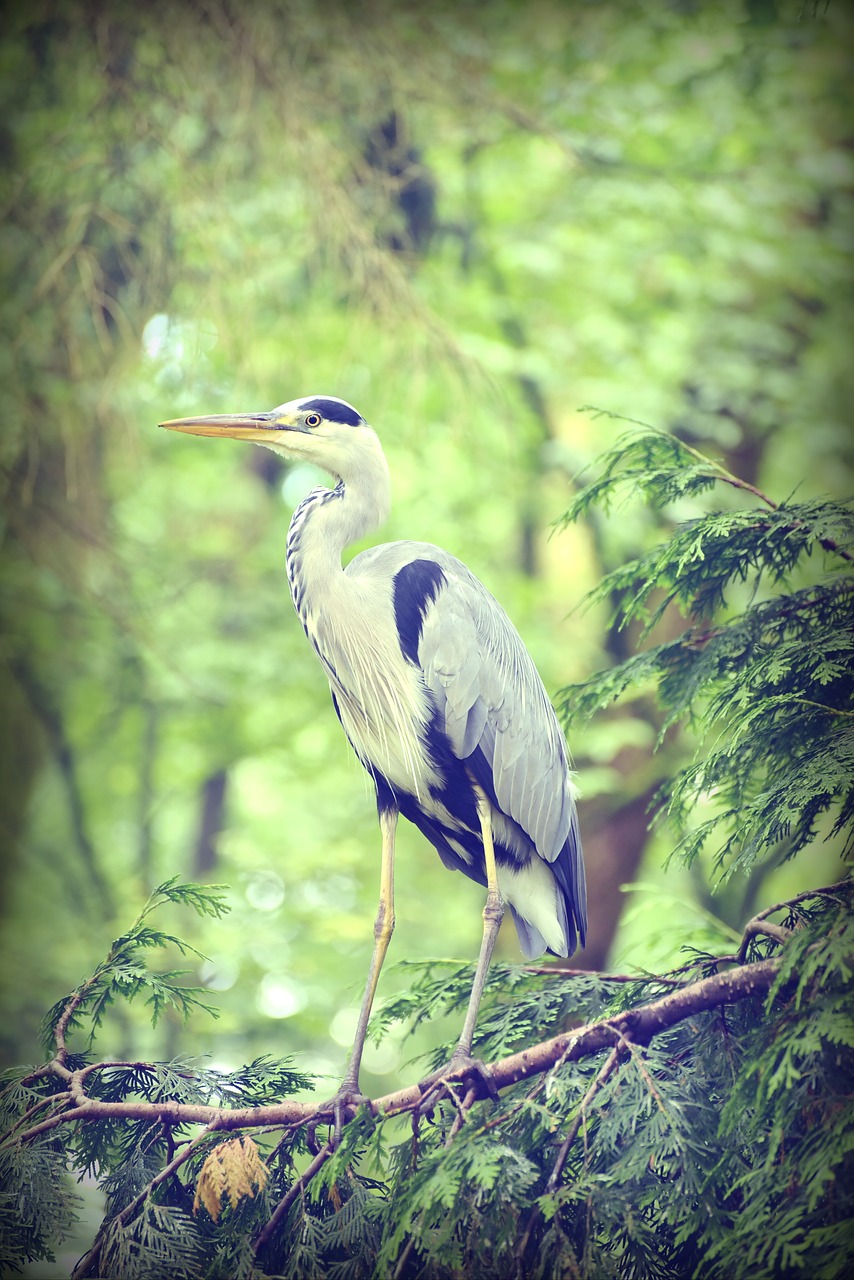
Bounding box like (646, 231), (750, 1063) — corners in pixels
(304, 413), (322, 428)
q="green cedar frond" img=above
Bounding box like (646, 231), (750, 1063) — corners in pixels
(5, 888), (852, 1279)
(143, 878), (230, 921)
(559, 431), (853, 877)
(99, 1201), (206, 1280)
(0, 1139), (81, 1271)
(577, 506), (852, 635)
(39, 880), (226, 1055)
(100, 1147), (165, 1218)
(560, 421), (724, 522)
(204, 1056), (316, 1107)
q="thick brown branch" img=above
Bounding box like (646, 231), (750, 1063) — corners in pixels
(52, 990), (87, 1062)
(15, 954), (781, 1146)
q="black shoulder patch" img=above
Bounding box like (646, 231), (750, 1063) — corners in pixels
(300, 397), (364, 427)
(393, 559), (446, 665)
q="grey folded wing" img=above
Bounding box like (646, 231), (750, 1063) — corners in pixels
(416, 555), (587, 942)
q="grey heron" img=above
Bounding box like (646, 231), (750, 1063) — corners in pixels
(161, 395), (586, 1119)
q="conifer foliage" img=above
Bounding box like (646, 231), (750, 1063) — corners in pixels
(1, 431), (852, 1278)
(558, 422), (854, 875)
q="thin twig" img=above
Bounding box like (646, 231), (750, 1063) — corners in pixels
(750, 878), (850, 923)
(737, 919), (792, 964)
(713, 471), (779, 511)
(252, 1144), (333, 1256)
(445, 1085), (479, 1146)
(788, 697), (854, 718)
(546, 1043), (624, 1192)
(711, 472), (853, 562)
(732, 882), (852, 964)
(0, 1093), (72, 1145)
(77, 1059), (166, 1081)
(476, 1093), (533, 1137)
(521, 965), (686, 985)
(16, 1103), (96, 1144)
(53, 990), (87, 1062)
(392, 1236), (417, 1280)
(72, 1120), (223, 1278)
(590, 420), (854, 564)
(515, 1043), (624, 1269)
(620, 1038), (668, 1114)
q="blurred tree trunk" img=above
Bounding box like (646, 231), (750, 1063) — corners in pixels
(0, 668), (45, 896)
(137, 702), (158, 891)
(1, 10), (174, 931)
(7, 655), (114, 917)
(194, 769), (228, 877)
(572, 785), (660, 970)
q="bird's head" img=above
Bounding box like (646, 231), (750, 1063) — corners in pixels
(160, 395), (383, 480)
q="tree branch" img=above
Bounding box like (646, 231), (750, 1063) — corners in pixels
(734, 878), (850, 964)
(544, 1043), (626, 1194)
(516, 1042), (625, 1268)
(251, 1143), (333, 1257)
(11, 953), (781, 1148)
(72, 1120), (224, 1279)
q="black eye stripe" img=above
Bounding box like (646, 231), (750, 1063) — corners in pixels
(299, 397), (365, 427)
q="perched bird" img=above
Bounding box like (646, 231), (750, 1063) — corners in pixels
(161, 395), (586, 1114)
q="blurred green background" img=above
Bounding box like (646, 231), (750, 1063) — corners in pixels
(1, 0), (851, 1112)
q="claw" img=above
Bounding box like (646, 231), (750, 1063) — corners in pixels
(416, 1053), (498, 1119)
(306, 1086), (375, 1152)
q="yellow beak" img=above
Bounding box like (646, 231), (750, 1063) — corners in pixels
(159, 412), (284, 443)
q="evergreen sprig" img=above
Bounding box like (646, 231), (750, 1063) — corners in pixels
(40, 879), (228, 1056)
(558, 427), (854, 873)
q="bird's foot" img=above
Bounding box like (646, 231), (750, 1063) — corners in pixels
(306, 1083), (376, 1153)
(416, 1051), (499, 1121)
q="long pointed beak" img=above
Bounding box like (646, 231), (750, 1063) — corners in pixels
(159, 411), (281, 443)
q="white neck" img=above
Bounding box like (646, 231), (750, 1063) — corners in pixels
(285, 431), (391, 619)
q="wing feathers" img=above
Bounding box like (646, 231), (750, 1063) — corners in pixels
(398, 553), (586, 954)
(461, 696), (489, 756)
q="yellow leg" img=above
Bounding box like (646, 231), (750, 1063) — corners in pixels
(340, 805), (397, 1093)
(454, 781), (504, 1060)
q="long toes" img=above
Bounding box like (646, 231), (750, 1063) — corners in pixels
(416, 1055), (497, 1116)
(466, 1058), (499, 1103)
(308, 1087), (375, 1150)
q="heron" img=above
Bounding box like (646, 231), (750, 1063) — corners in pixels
(161, 395), (586, 1122)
